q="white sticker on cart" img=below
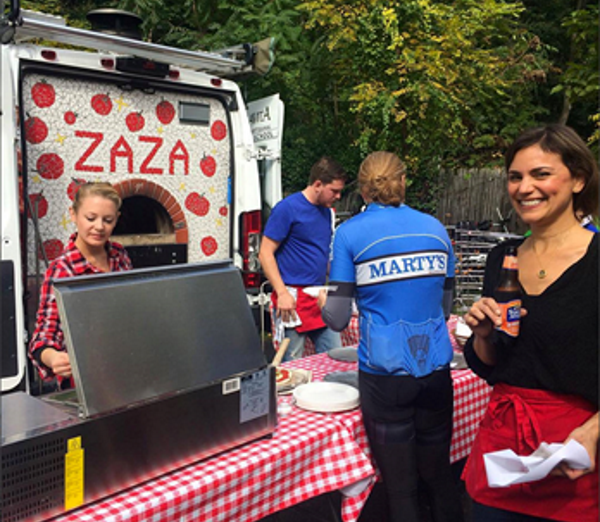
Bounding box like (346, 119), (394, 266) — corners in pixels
(240, 369), (269, 423)
(222, 378), (241, 395)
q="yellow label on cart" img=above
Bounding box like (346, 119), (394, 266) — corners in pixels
(64, 436), (85, 510)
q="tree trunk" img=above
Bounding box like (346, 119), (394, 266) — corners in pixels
(558, 95), (571, 125)
(559, 0), (587, 124)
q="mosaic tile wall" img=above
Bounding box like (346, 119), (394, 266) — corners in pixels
(23, 72), (231, 274)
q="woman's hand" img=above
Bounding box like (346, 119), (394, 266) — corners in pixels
(41, 348), (72, 378)
(553, 413), (599, 480)
(463, 297), (502, 339)
(463, 297), (528, 365)
(464, 297), (528, 339)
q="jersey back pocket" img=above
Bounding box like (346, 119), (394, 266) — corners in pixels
(362, 315), (452, 377)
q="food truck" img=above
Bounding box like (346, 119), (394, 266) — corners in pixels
(1, 3), (281, 520)
(1, 3), (284, 394)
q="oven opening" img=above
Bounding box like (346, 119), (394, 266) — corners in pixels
(112, 195), (187, 268)
(114, 195), (174, 243)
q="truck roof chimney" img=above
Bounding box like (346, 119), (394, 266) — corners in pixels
(86, 9), (143, 41)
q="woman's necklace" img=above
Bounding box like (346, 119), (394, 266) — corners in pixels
(530, 224), (578, 279)
(531, 243), (547, 279)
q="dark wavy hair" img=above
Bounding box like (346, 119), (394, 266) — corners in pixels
(505, 124), (599, 218)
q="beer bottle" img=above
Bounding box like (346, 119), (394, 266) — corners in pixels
(494, 246), (521, 338)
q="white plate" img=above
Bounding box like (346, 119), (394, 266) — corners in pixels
(302, 285), (337, 298)
(293, 382), (359, 413)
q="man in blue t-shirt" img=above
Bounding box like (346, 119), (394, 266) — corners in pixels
(259, 157), (346, 361)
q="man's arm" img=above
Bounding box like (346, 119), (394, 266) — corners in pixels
(258, 236), (297, 321)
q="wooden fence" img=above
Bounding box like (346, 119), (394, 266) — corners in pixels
(333, 168), (526, 234)
(435, 168), (525, 233)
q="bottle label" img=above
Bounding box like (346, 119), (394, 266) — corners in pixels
(502, 255), (518, 270)
(496, 299), (521, 337)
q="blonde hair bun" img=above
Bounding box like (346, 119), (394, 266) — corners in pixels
(358, 152), (406, 206)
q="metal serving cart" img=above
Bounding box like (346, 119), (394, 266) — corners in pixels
(453, 229), (522, 311)
(2, 261), (277, 522)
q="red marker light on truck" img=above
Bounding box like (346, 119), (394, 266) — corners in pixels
(101, 58), (115, 69)
(41, 50), (57, 61)
(241, 211), (261, 288)
(210, 78), (222, 87)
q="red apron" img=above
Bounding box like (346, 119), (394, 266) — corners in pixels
(271, 287), (325, 333)
(463, 383), (598, 522)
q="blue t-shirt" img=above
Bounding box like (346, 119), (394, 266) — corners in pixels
(263, 192), (333, 285)
(330, 203), (455, 376)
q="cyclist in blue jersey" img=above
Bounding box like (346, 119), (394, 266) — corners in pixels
(320, 151), (463, 522)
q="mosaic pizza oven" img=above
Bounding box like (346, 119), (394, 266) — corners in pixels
(23, 71), (232, 273)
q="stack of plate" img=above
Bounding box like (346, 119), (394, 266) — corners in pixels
(323, 370), (359, 389)
(293, 382), (359, 413)
(327, 346), (358, 363)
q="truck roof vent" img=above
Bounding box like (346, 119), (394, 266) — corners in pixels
(86, 9), (143, 41)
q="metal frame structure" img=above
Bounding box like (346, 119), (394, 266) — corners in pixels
(1, 6), (254, 76)
(453, 229), (498, 310)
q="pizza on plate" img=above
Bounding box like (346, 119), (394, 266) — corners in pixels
(276, 367), (292, 386)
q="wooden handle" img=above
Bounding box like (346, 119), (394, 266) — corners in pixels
(271, 338), (290, 367)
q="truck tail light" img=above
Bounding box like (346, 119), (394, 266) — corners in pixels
(241, 210), (261, 288)
(41, 50), (57, 61)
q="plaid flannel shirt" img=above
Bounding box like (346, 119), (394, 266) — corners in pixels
(29, 233), (132, 385)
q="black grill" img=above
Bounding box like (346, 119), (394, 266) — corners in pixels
(2, 437), (65, 522)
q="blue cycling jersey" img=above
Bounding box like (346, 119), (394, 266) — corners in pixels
(330, 203), (455, 376)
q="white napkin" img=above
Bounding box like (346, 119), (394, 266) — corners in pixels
(455, 318), (472, 338)
(484, 439), (591, 488)
(302, 285), (338, 298)
(273, 287), (302, 342)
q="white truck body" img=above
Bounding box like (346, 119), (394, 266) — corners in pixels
(1, 9), (282, 392)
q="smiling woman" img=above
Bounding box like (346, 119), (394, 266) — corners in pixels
(462, 124), (599, 522)
(29, 182), (133, 391)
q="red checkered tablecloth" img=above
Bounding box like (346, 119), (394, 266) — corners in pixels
(48, 354), (490, 522)
(288, 353), (492, 465)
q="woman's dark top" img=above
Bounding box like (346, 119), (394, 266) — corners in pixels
(464, 234), (598, 406)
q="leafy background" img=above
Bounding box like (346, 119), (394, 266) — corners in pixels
(14, 0), (599, 211)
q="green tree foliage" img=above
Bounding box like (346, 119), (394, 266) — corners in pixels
(521, 0), (598, 142)
(16, 0), (597, 207)
(21, 0), (108, 27)
(297, 0), (554, 209)
(553, 3), (599, 149)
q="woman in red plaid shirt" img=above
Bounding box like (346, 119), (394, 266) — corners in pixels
(29, 182), (132, 389)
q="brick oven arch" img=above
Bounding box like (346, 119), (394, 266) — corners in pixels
(113, 179), (188, 244)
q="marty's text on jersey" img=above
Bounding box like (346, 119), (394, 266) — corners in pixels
(356, 251), (448, 286)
